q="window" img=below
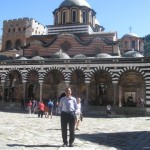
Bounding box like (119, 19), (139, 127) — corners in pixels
(125, 41), (128, 48)
(15, 39), (22, 50)
(82, 10), (87, 23)
(62, 10), (66, 24)
(5, 40), (12, 50)
(131, 41), (135, 50)
(72, 9), (77, 23)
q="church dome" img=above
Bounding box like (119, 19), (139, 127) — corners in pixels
(122, 32), (139, 38)
(51, 50), (70, 59)
(59, 0), (91, 8)
(74, 54), (87, 59)
(122, 51), (143, 58)
(31, 56), (44, 60)
(96, 53), (112, 58)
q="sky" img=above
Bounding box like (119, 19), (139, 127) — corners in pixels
(0, 0), (150, 38)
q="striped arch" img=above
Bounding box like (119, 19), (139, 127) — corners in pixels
(68, 66), (86, 82)
(5, 68), (23, 82)
(118, 66), (146, 84)
(118, 66), (146, 106)
(88, 66), (113, 82)
(26, 68), (40, 82)
(44, 67), (66, 80)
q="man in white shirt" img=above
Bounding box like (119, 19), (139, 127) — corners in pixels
(59, 87), (77, 147)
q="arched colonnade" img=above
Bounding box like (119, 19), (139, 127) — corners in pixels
(0, 66), (145, 107)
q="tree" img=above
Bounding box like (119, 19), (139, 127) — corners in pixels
(144, 34), (150, 56)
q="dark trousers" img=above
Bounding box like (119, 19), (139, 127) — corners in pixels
(38, 111), (44, 118)
(61, 111), (76, 145)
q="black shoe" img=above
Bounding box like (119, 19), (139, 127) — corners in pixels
(69, 144), (74, 147)
(62, 144), (67, 147)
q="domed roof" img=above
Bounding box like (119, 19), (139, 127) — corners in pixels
(31, 56), (44, 60)
(51, 50), (70, 59)
(59, 0), (91, 8)
(96, 53), (112, 58)
(74, 54), (87, 59)
(122, 51), (143, 58)
(18, 57), (28, 60)
(122, 32), (139, 38)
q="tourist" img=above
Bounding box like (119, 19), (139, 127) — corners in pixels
(31, 98), (37, 114)
(106, 105), (111, 117)
(27, 100), (32, 114)
(59, 87), (77, 147)
(75, 97), (82, 130)
(48, 99), (54, 118)
(38, 100), (45, 118)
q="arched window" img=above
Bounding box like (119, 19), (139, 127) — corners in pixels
(55, 12), (58, 25)
(72, 9), (77, 23)
(62, 10), (66, 24)
(125, 41), (128, 48)
(82, 10), (87, 23)
(131, 41), (136, 50)
(15, 39), (22, 50)
(5, 40), (12, 50)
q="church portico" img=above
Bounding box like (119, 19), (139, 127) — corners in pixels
(0, 58), (148, 110)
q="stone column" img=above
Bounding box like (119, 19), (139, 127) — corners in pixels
(1, 81), (5, 102)
(113, 81), (118, 106)
(39, 81), (43, 102)
(118, 86), (122, 107)
(85, 81), (90, 105)
(22, 81), (27, 103)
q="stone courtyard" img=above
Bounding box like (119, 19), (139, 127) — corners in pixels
(0, 111), (150, 150)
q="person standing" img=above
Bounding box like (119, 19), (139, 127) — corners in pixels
(48, 99), (54, 118)
(106, 105), (112, 117)
(75, 97), (82, 130)
(59, 87), (77, 147)
(38, 100), (45, 118)
(32, 98), (37, 114)
(27, 100), (32, 114)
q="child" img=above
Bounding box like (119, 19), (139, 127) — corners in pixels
(44, 105), (49, 118)
(106, 105), (111, 117)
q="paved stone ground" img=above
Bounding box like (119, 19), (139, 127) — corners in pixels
(0, 111), (150, 150)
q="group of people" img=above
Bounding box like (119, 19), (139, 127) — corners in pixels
(38, 99), (54, 118)
(26, 98), (38, 114)
(26, 98), (55, 118)
(25, 87), (83, 147)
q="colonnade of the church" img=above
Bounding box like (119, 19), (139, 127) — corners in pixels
(0, 66), (147, 108)
(0, 79), (120, 107)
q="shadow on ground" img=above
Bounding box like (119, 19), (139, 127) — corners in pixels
(7, 131), (150, 150)
(7, 144), (60, 148)
(76, 131), (150, 150)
